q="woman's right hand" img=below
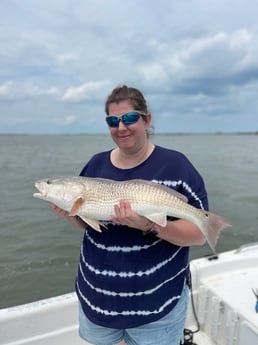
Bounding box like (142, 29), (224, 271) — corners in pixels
(50, 203), (70, 218)
(50, 203), (87, 230)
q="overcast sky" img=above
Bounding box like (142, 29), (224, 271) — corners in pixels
(1, 0), (258, 134)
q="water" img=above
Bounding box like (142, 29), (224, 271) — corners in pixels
(0, 134), (257, 309)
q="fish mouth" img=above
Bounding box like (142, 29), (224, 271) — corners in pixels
(33, 183), (46, 199)
(33, 192), (43, 198)
(33, 191), (47, 199)
(33, 181), (44, 198)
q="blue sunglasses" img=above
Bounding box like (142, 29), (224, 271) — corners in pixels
(105, 111), (146, 128)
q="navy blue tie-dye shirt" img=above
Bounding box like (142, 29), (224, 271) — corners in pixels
(76, 145), (208, 329)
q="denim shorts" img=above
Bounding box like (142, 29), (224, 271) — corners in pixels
(78, 284), (189, 345)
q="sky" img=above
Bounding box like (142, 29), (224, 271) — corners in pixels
(0, 0), (258, 134)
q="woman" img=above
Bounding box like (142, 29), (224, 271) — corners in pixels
(52, 85), (208, 345)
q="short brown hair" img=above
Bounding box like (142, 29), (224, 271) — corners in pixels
(105, 85), (149, 115)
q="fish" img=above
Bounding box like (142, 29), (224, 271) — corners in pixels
(33, 176), (232, 253)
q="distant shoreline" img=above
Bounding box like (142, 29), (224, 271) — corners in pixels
(0, 132), (257, 136)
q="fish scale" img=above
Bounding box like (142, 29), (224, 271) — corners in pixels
(33, 176), (232, 253)
(85, 180), (204, 223)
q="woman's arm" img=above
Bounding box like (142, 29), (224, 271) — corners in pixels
(151, 219), (205, 246)
(110, 200), (206, 247)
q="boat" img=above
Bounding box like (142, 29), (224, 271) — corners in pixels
(1, 242), (257, 345)
(183, 242), (258, 345)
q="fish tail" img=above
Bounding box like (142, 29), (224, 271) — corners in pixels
(204, 212), (232, 253)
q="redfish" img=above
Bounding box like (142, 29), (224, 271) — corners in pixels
(33, 176), (231, 252)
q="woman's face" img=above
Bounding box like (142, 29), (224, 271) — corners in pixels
(107, 101), (151, 152)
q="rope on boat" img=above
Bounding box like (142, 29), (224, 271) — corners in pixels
(180, 271), (200, 345)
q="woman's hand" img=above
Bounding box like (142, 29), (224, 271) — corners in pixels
(50, 203), (70, 218)
(110, 200), (153, 232)
(50, 203), (86, 230)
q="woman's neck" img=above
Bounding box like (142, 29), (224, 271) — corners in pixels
(111, 142), (155, 169)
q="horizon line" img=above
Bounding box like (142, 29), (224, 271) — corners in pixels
(0, 131), (258, 136)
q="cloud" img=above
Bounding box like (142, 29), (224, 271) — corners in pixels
(63, 115), (77, 126)
(0, 80), (60, 100)
(61, 81), (111, 102)
(137, 63), (169, 87)
(0, 81), (13, 97)
(55, 53), (80, 64)
(0, 0), (258, 133)
(137, 29), (258, 98)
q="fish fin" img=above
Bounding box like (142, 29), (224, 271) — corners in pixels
(144, 213), (168, 227)
(69, 197), (84, 216)
(79, 216), (102, 233)
(202, 211), (232, 253)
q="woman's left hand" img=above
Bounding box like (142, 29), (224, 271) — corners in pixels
(110, 200), (153, 231)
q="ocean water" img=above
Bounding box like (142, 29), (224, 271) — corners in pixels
(0, 134), (257, 309)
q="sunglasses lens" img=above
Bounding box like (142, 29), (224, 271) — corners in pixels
(105, 116), (119, 127)
(122, 112), (140, 125)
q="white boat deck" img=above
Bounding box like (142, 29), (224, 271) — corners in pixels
(0, 293), (87, 345)
(185, 243), (258, 345)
